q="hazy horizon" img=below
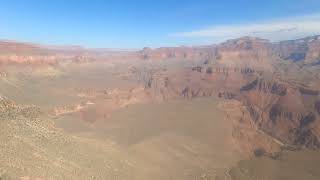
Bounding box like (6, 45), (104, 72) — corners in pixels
(1, 0), (320, 48)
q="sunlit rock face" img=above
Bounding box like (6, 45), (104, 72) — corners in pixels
(239, 78), (320, 148)
(275, 35), (320, 64)
(0, 35), (319, 157)
(137, 37), (320, 154)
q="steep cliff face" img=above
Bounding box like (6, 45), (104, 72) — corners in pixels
(214, 37), (274, 69)
(1, 35), (320, 157)
(140, 64), (260, 101)
(1, 35), (320, 67)
(139, 37), (278, 69)
(138, 54), (320, 153)
(140, 36), (320, 69)
(239, 77), (320, 149)
(275, 35), (320, 64)
(222, 100), (282, 157)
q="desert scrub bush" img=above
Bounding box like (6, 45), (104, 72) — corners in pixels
(0, 97), (19, 120)
(20, 106), (41, 119)
(0, 170), (11, 180)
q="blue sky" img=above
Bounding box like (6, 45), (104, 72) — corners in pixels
(0, 0), (320, 48)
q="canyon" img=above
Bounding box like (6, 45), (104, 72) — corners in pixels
(0, 35), (319, 179)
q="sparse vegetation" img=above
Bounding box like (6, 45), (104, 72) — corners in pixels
(0, 34), (319, 180)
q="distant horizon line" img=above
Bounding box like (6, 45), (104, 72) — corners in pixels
(1, 34), (319, 51)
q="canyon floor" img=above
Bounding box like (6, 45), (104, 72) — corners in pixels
(0, 62), (241, 179)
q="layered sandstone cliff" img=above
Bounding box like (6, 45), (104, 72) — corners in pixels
(1, 35), (320, 156)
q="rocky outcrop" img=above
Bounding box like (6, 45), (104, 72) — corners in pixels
(139, 64), (261, 102)
(49, 101), (94, 117)
(238, 76), (320, 149)
(275, 35), (320, 64)
(218, 91), (236, 99)
(1, 35), (320, 157)
(1, 35), (318, 68)
(299, 87), (319, 96)
(139, 46), (213, 60)
(240, 78), (287, 96)
(139, 35), (320, 68)
(0, 96), (41, 120)
(0, 96), (18, 113)
(221, 100), (282, 158)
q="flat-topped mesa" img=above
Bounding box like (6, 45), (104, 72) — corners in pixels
(139, 46), (214, 60)
(0, 41), (42, 54)
(139, 35), (320, 73)
(212, 37), (275, 70)
(219, 36), (271, 49)
(0, 41), (76, 65)
(139, 37), (275, 66)
(1, 35), (319, 67)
